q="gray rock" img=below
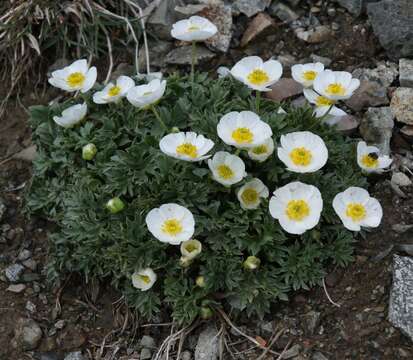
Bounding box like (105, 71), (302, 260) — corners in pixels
(165, 45), (216, 65)
(359, 107), (394, 155)
(14, 318), (42, 350)
(312, 351), (329, 360)
(139, 40), (173, 70)
(390, 87), (413, 125)
(260, 321), (274, 334)
(391, 172), (412, 187)
(352, 62), (398, 88)
(232, 0), (271, 17)
(140, 335), (156, 348)
(295, 26), (332, 43)
(195, 325), (219, 360)
(5, 263), (25, 283)
(0, 199), (6, 223)
(140, 348), (152, 360)
(344, 80), (389, 111)
(204, 4), (233, 53)
(282, 344), (302, 359)
(18, 249), (32, 261)
(367, 0), (413, 60)
(13, 145), (37, 162)
(240, 12), (275, 47)
(39, 352), (61, 360)
(389, 255), (413, 341)
(265, 78), (303, 102)
(399, 58), (413, 88)
(26, 300), (37, 313)
(6, 283), (27, 293)
(335, 115), (360, 135)
(269, 3), (300, 23)
(337, 0), (363, 15)
(23, 259), (37, 271)
(181, 350), (192, 360)
(147, 0), (177, 40)
(64, 352), (86, 360)
(174, 4), (208, 19)
(303, 311), (321, 335)
(310, 54), (332, 67)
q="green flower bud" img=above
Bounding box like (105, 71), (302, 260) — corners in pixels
(243, 256), (261, 270)
(200, 306), (213, 320)
(82, 143), (97, 160)
(196, 276), (205, 288)
(171, 126), (180, 133)
(179, 256), (193, 268)
(106, 197), (125, 214)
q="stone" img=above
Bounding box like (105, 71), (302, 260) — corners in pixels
(391, 172), (412, 187)
(147, 0), (177, 40)
(140, 348), (152, 360)
(203, 4), (233, 53)
(399, 59), (413, 88)
(7, 283), (26, 293)
(23, 259), (38, 271)
(352, 62), (398, 88)
(58, 325), (86, 350)
(240, 12), (275, 47)
(401, 125), (413, 139)
(344, 80), (389, 111)
(194, 325), (219, 360)
(18, 249), (32, 261)
(14, 318), (42, 350)
(265, 78), (303, 102)
(64, 352), (86, 360)
(335, 115), (360, 135)
(232, 0), (271, 17)
(359, 107), (394, 154)
(389, 255), (413, 341)
(181, 350), (192, 360)
(367, 0), (413, 60)
(282, 344), (301, 359)
(390, 88), (413, 125)
(277, 55), (297, 71)
(139, 40), (173, 69)
(165, 45), (215, 65)
(303, 311), (321, 335)
(260, 321), (274, 334)
(269, 3), (299, 23)
(5, 263), (25, 283)
(55, 320), (66, 329)
(295, 26), (332, 43)
(38, 352), (60, 360)
(0, 199), (6, 222)
(26, 300), (37, 313)
(174, 4), (208, 18)
(140, 335), (156, 348)
(13, 145), (37, 162)
(310, 54), (332, 67)
(337, 0), (363, 15)
(312, 352), (329, 360)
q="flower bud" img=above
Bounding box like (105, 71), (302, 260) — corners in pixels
(179, 256), (193, 268)
(106, 197), (125, 214)
(82, 143), (97, 160)
(180, 239), (202, 260)
(200, 306), (213, 320)
(196, 276), (205, 288)
(171, 126), (180, 133)
(243, 256), (261, 270)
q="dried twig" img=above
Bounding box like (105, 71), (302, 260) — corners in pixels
(322, 277), (341, 308)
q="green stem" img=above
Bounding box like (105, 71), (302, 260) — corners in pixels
(191, 41), (197, 95)
(319, 104), (334, 122)
(255, 91), (261, 113)
(151, 106), (168, 132)
(234, 148), (241, 156)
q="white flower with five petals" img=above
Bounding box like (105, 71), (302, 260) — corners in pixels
(93, 76), (134, 104)
(53, 103), (87, 128)
(171, 16), (217, 42)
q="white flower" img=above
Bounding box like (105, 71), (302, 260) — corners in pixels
(333, 187), (382, 231)
(159, 132), (214, 162)
(230, 56), (283, 91)
(53, 103), (87, 128)
(237, 178), (269, 210)
(269, 182), (323, 235)
(217, 111), (273, 149)
(277, 131), (328, 173)
(291, 62), (325, 87)
(180, 239), (202, 260)
(357, 141), (392, 173)
(132, 268), (157, 291)
(127, 79), (166, 108)
(208, 151), (246, 186)
(313, 70), (360, 101)
(217, 66), (231, 78)
(48, 59), (97, 93)
(93, 76), (134, 104)
(171, 16), (217, 42)
(247, 138), (275, 162)
(146, 203), (195, 245)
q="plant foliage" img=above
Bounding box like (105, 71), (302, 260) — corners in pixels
(27, 74), (367, 324)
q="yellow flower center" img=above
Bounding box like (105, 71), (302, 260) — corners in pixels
(325, 83), (346, 96)
(247, 69), (269, 86)
(232, 127), (254, 144)
(289, 147), (312, 166)
(176, 143), (198, 158)
(162, 219), (183, 236)
(286, 200), (310, 221)
(185, 243), (198, 253)
(315, 96), (334, 107)
(139, 275), (151, 284)
(217, 164), (234, 180)
(361, 153), (378, 168)
(252, 145), (268, 155)
(303, 70), (317, 81)
(108, 85), (121, 97)
(346, 203), (366, 222)
(241, 188), (259, 205)
(188, 24), (201, 32)
(67, 72), (85, 88)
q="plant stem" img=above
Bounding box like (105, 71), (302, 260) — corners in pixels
(319, 104), (334, 122)
(255, 90), (261, 113)
(191, 41), (197, 96)
(234, 148), (241, 156)
(151, 106), (168, 132)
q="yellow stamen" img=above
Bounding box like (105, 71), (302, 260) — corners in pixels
(325, 83), (346, 96)
(241, 188), (259, 205)
(286, 200), (310, 221)
(217, 165), (234, 180)
(346, 203), (366, 222)
(232, 127), (254, 144)
(252, 145), (268, 155)
(176, 143), (198, 158)
(247, 69), (269, 86)
(303, 70), (317, 81)
(139, 275), (151, 284)
(108, 85), (121, 97)
(315, 96), (334, 107)
(289, 147), (312, 166)
(188, 24), (200, 32)
(162, 219), (183, 236)
(67, 72), (85, 88)
(361, 154), (378, 168)
(185, 243), (198, 253)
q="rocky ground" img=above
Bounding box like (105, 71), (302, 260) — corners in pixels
(1, 0), (413, 359)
